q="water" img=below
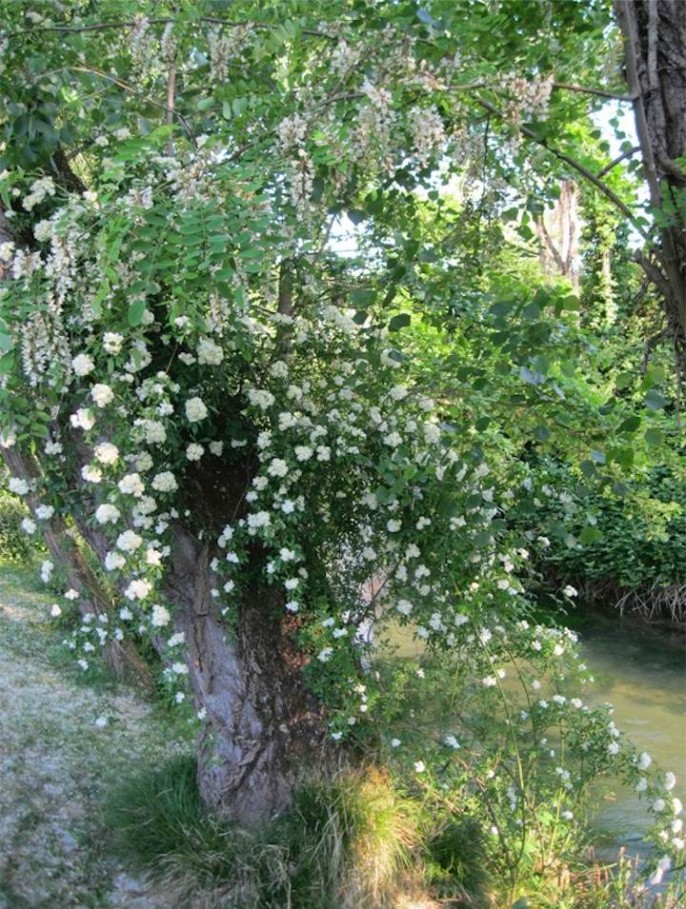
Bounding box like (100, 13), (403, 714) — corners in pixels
(575, 614), (686, 839)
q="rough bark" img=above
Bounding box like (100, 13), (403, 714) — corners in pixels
(165, 525), (340, 825)
(614, 0), (686, 345)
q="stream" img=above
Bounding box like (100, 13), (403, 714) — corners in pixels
(575, 613), (686, 851)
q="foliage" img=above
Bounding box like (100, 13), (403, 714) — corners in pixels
(0, 0), (683, 894)
(0, 490), (34, 561)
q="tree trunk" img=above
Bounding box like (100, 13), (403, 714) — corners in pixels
(165, 526), (339, 825)
(614, 0), (686, 344)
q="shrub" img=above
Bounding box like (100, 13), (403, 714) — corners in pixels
(0, 491), (34, 562)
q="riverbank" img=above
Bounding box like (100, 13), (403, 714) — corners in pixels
(1, 560), (683, 908)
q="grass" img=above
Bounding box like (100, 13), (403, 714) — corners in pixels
(105, 757), (489, 909)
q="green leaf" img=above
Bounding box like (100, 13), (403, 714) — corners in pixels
(475, 417), (491, 431)
(128, 299), (147, 327)
(0, 333), (14, 352)
(533, 425), (550, 442)
(608, 446), (634, 468)
(645, 389), (668, 411)
(618, 415), (641, 433)
(388, 313), (411, 332)
(580, 526), (603, 545)
(644, 427), (664, 446)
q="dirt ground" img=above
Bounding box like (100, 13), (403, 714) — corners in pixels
(0, 562), (186, 909)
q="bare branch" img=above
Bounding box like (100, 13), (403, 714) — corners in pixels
(596, 145), (640, 178)
(552, 81), (633, 102)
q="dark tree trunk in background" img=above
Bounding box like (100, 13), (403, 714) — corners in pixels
(614, 0), (686, 347)
(165, 527), (339, 825)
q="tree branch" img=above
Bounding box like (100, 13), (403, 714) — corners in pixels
(475, 95), (649, 240)
(596, 145), (640, 178)
(552, 81), (633, 102)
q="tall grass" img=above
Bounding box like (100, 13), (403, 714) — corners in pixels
(105, 758), (465, 909)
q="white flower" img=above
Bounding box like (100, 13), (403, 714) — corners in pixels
(50, 603), (62, 617)
(91, 384), (114, 408)
(387, 519), (401, 533)
(444, 734), (460, 749)
(103, 332), (124, 354)
(185, 397), (208, 422)
(94, 442), (119, 465)
(71, 353), (95, 376)
(186, 443), (204, 461)
(607, 741), (620, 756)
(8, 477), (29, 495)
(424, 423), (440, 444)
(40, 560), (54, 582)
(636, 777), (648, 793)
(268, 458), (288, 477)
(295, 446), (313, 462)
(384, 432), (402, 448)
(124, 579), (152, 600)
(197, 337), (224, 365)
(247, 511), (271, 530)
(482, 676), (497, 688)
(105, 551), (126, 571)
(116, 530), (143, 552)
(21, 517), (36, 535)
(317, 647), (333, 662)
(649, 855), (671, 886)
(35, 504), (54, 520)
(638, 752), (652, 771)
(209, 441), (223, 456)
(136, 419), (167, 445)
(151, 471), (178, 493)
(70, 408), (96, 431)
(396, 599), (413, 616)
(118, 473), (145, 497)
(414, 761), (426, 773)
(653, 799), (667, 812)
(389, 384), (409, 401)
(81, 465), (103, 484)
(247, 388), (275, 410)
(665, 772), (677, 792)
(562, 585), (578, 597)
(151, 604), (171, 627)
(95, 504), (121, 525)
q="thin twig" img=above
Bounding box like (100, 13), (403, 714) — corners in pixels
(552, 81), (633, 102)
(596, 145), (640, 178)
(69, 65), (195, 143)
